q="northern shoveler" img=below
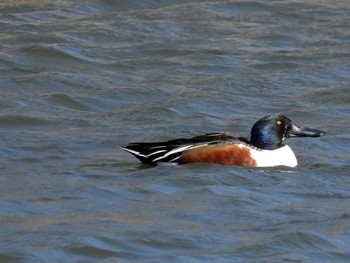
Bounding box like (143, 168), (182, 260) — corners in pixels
(121, 115), (325, 167)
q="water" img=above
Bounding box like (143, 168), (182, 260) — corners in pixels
(1, 0), (350, 262)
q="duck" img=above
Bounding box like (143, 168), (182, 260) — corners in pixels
(121, 114), (325, 167)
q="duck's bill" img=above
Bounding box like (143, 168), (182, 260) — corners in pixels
(289, 123), (326, 138)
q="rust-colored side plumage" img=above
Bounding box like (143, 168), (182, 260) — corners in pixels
(179, 144), (257, 167)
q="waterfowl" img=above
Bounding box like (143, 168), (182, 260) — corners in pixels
(121, 115), (325, 167)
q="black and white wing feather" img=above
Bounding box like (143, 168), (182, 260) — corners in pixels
(121, 133), (241, 165)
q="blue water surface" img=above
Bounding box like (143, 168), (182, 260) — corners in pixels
(1, 0), (350, 262)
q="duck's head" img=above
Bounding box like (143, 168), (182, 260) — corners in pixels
(250, 115), (325, 150)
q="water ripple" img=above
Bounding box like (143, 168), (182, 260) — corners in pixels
(1, 0), (349, 262)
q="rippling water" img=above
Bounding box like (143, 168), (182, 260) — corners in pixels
(1, 0), (350, 262)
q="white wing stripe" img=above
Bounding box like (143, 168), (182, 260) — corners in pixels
(164, 145), (194, 156)
(121, 147), (147, 158)
(149, 146), (167, 149)
(169, 156), (180, 162)
(152, 145), (194, 162)
(146, 150), (167, 157)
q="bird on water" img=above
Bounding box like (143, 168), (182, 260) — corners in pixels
(121, 114), (325, 167)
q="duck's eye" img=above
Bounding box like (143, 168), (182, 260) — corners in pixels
(276, 120), (282, 125)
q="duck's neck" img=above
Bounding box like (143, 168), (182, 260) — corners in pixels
(250, 130), (282, 150)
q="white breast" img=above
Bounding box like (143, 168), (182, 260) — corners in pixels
(249, 145), (298, 168)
